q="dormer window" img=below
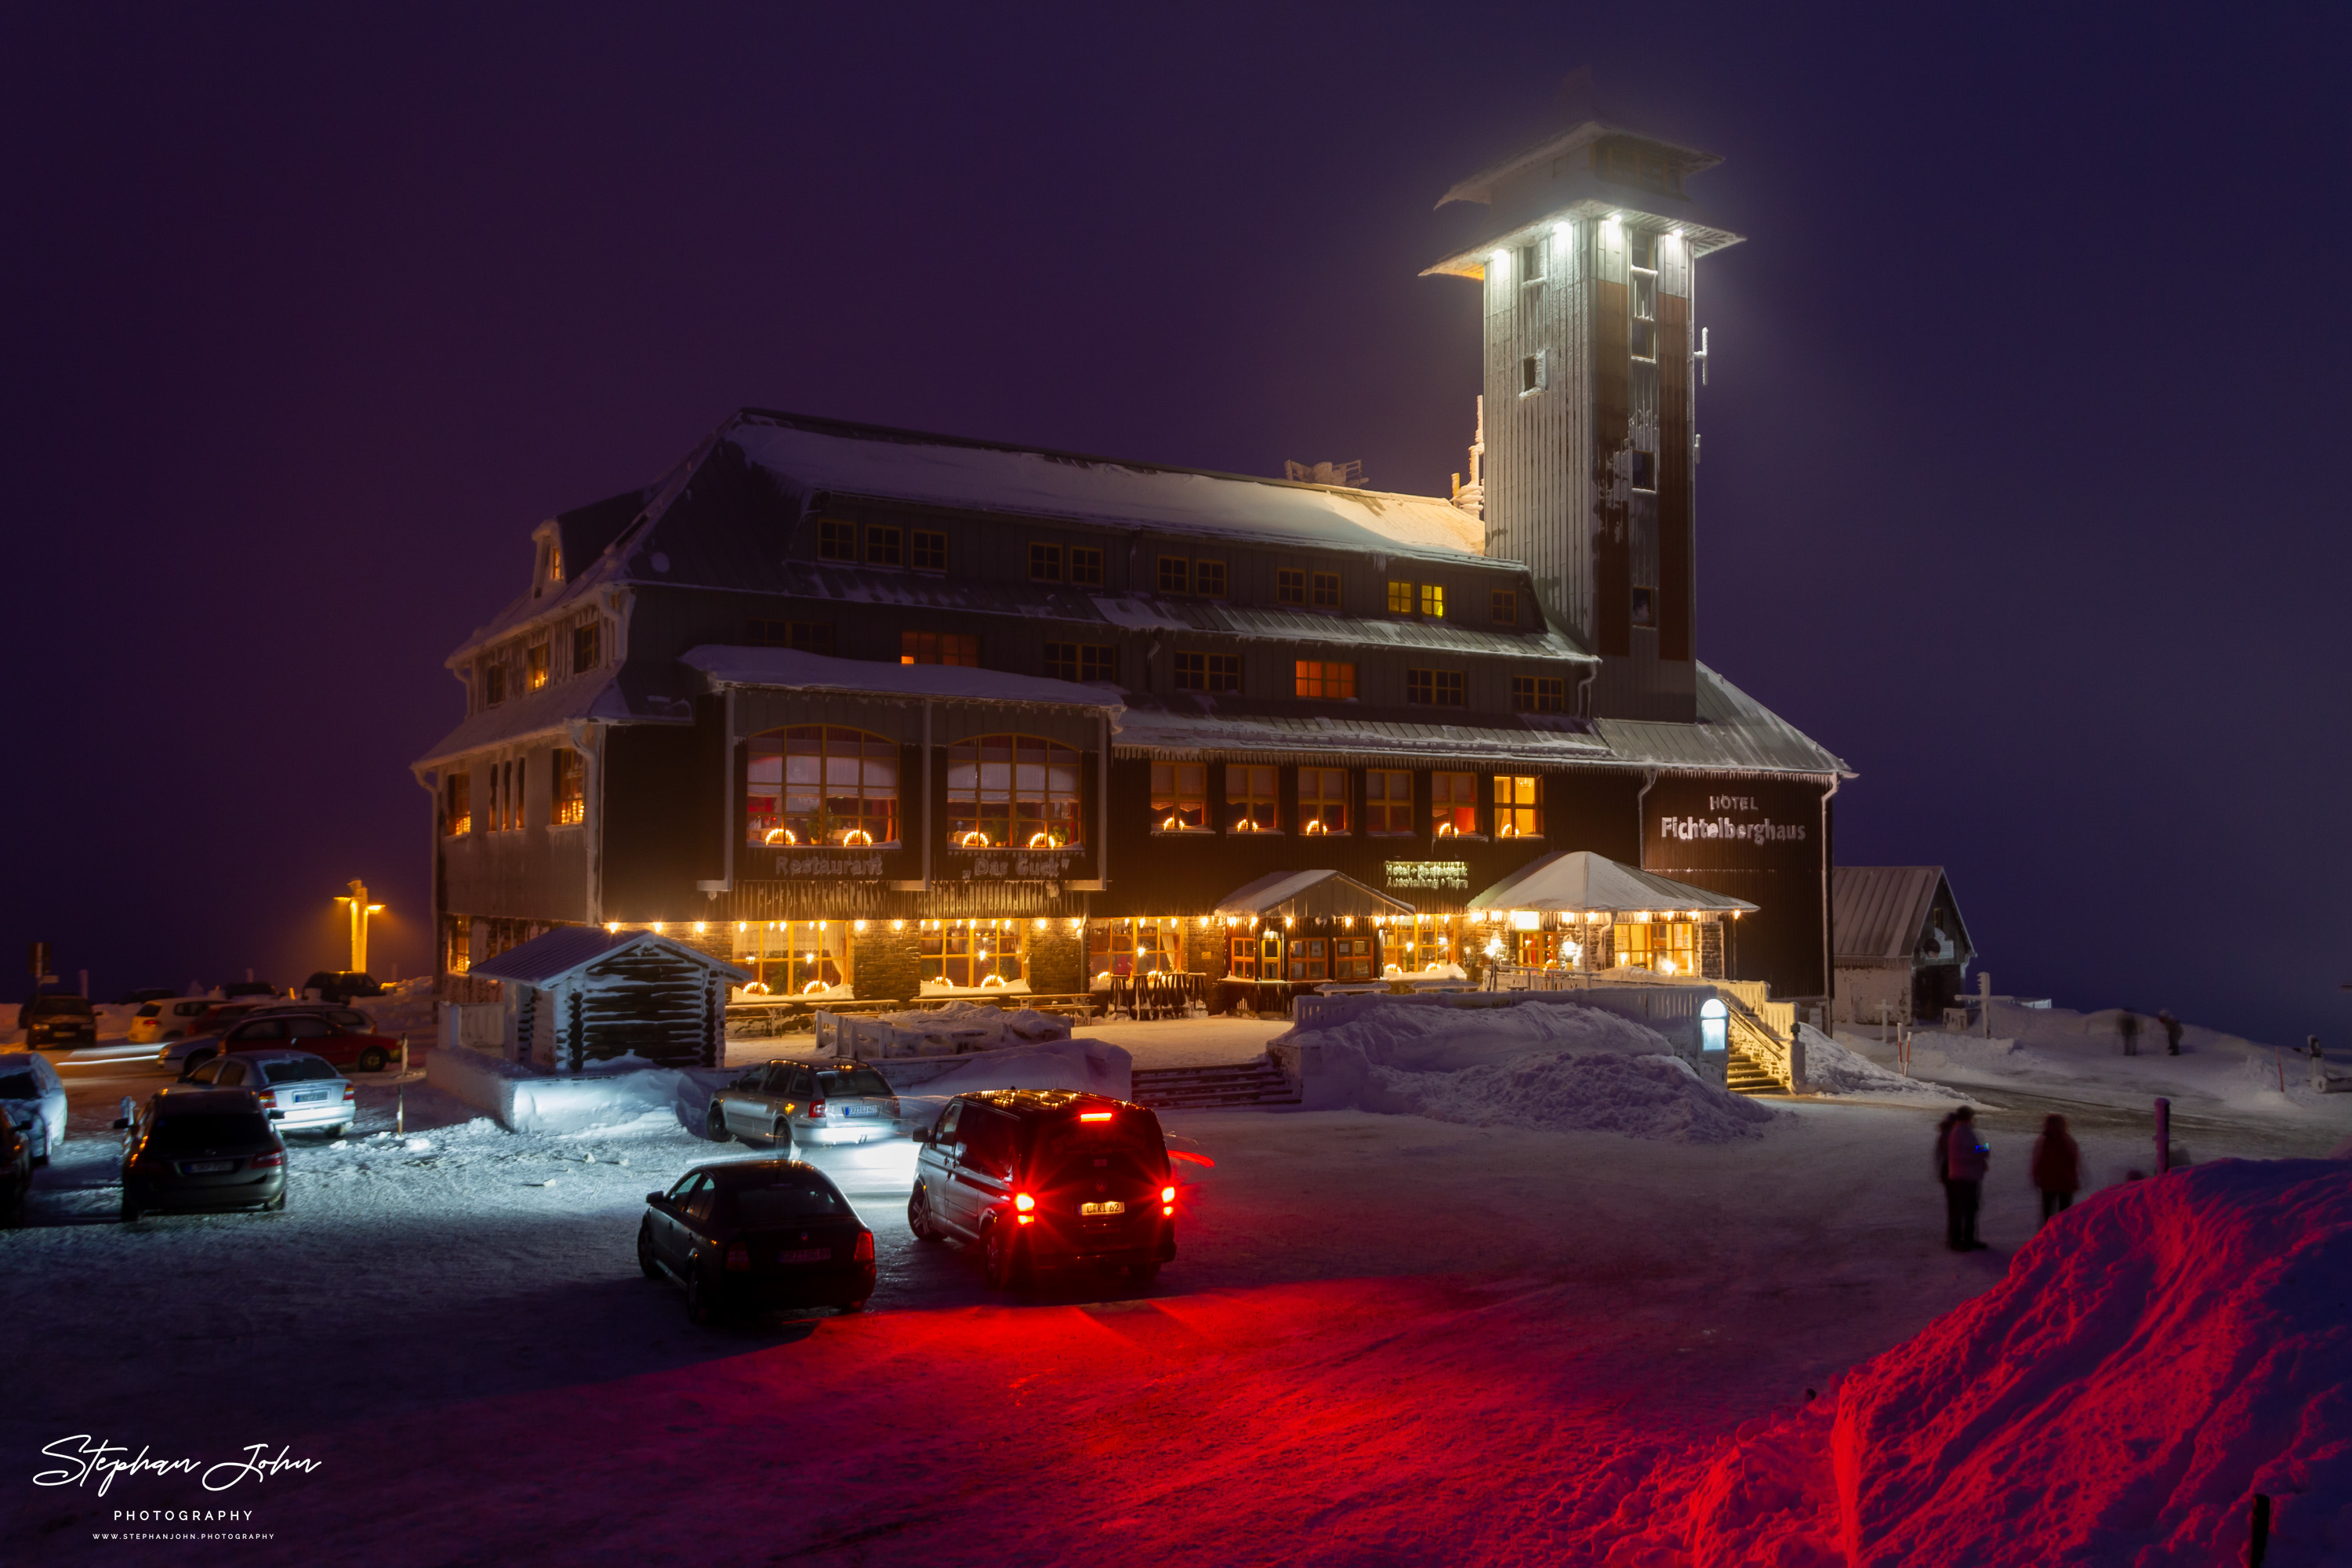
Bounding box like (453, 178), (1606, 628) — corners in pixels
(484, 662), (506, 707)
(547, 543), (564, 583)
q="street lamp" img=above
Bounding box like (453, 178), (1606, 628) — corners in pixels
(334, 879), (386, 974)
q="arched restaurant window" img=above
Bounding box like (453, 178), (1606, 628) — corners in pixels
(946, 735), (1083, 848)
(746, 727), (899, 847)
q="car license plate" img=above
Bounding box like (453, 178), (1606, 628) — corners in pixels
(842, 1104), (876, 1117)
(292, 1091), (327, 1104)
(182, 1160), (235, 1174)
(1080, 1201), (1125, 1217)
(777, 1247), (830, 1264)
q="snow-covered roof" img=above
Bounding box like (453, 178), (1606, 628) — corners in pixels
(470, 927), (750, 987)
(1467, 851), (1757, 915)
(679, 645), (1125, 712)
(1214, 870), (1414, 919)
(412, 670), (635, 771)
(1596, 666), (1853, 777)
(1831, 867), (1972, 966)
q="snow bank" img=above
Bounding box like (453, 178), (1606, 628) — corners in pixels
(823, 999), (1075, 1058)
(1797, 1025), (1965, 1100)
(1831, 1158), (2352, 1565)
(1277, 997), (1783, 1142)
(880, 1038), (1132, 1111)
(426, 1046), (731, 1136)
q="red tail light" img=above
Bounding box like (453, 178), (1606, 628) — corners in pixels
(807, 1098), (826, 1120)
(1014, 1192), (1036, 1211)
(853, 1232), (874, 1263)
(342, 1085), (356, 1100)
(252, 1151), (285, 1169)
(725, 1243), (750, 1271)
(1161, 1186), (1176, 1204)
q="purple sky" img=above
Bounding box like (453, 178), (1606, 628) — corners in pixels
(5, 5), (2346, 1043)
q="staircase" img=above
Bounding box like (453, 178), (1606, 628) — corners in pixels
(1130, 1057), (1302, 1111)
(1724, 1044), (1783, 1096)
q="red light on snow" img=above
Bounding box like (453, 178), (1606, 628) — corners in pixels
(1014, 1192), (1035, 1211)
(1078, 1112), (1113, 1121)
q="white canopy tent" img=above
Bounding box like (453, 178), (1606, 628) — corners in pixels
(1213, 869), (1414, 920)
(1467, 851), (1756, 916)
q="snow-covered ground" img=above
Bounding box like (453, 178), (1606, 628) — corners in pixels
(5, 995), (2347, 1563)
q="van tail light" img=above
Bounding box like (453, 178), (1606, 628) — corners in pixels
(725, 1243), (750, 1272)
(1161, 1186), (1176, 1204)
(252, 1151), (285, 1169)
(807, 1098), (826, 1120)
(1014, 1192), (1036, 1211)
(853, 1232), (874, 1263)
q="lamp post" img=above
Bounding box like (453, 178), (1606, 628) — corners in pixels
(335, 880), (386, 974)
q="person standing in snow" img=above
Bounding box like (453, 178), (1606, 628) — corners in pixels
(2310, 1034), (2326, 1062)
(2158, 1010), (2183, 1056)
(2030, 1114), (2080, 1227)
(1946, 1107), (1990, 1250)
(2118, 1010), (2140, 1057)
(1934, 1110), (1961, 1247)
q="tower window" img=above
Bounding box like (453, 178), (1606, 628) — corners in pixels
(1516, 239), (1543, 283)
(1631, 448), (1657, 491)
(909, 530), (947, 572)
(866, 526), (902, 567)
(1029, 543), (1063, 583)
(1490, 589), (1519, 625)
(1311, 572), (1341, 608)
(1632, 588), (1657, 628)
(1520, 354), (1544, 394)
(1276, 568), (1306, 605)
(817, 520), (855, 561)
(1069, 546), (1105, 587)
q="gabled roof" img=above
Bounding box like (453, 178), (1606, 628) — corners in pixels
(469, 927), (751, 987)
(1597, 666), (1854, 777)
(1468, 851), (1757, 915)
(1831, 867), (1973, 965)
(1214, 870), (1414, 919)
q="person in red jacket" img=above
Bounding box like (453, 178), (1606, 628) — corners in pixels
(2031, 1113), (2081, 1227)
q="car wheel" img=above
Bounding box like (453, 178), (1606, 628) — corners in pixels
(267, 1186), (288, 1213)
(982, 1221), (1028, 1291)
(637, 1218), (661, 1279)
(358, 1047), (389, 1073)
(705, 1105), (734, 1144)
(684, 1261), (720, 1324)
(908, 1186), (942, 1243)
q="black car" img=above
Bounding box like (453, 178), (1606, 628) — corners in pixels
(300, 971), (383, 1005)
(637, 1159), (875, 1323)
(114, 1088), (288, 1221)
(219, 981), (280, 1001)
(0, 1114), (28, 1226)
(19, 993), (96, 1047)
(909, 1091), (1175, 1290)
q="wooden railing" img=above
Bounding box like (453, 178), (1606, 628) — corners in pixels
(1486, 964), (1797, 1090)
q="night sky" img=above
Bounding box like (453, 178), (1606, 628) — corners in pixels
(5, 5), (2346, 1045)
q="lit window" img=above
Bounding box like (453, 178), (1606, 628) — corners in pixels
(444, 773), (471, 837)
(1512, 676), (1566, 713)
(572, 622), (600, 673)
(1174, 652), (1240, 693)
(946, 735), (1082, 848)
(1431, 771), (1477, 837)
(1094, 917), (1189, 977)
(1030, 543), (1063, 582)
(1364, 769), (1414, 834)
(1490, 590), (1518, 625)
(910, 530), (947, 572)
(1157, 557), (1189, 594)
(445, 916), (470, 976)
(1632, 588), (1657, 628)
(1494, 775), (1541, 838)
(1406, 669), (1465, 706)
(1294, 660), (1356, 699)
(922, 920), (1027, 989)
(1614, 917), (1697, 974)
(1632, 270), (1658, 360)
(1299, 768), (1348, 834)
(1276, 568), (1306, 605)
(1044, 643), (1116, 683)
(1226, 766), (1278, 833)
(746, 727), (899, 848)
(553, 751), (585, 827)
(525, 644), (550, 691)
(866, 526), (902, 567)
(1150, 763), (1208, 832)
(1070, 546), (1104, 586)
(817, 520), (856, 561)
(1193, 560), (1228, 598)
(1387, 580), (1414, 614)
(1227, 931), (1279, 982)
(737, 920), (849, 996)
(902, 631), (978, 666)
(1420, 584), (1446, 618)
(1312, 572), (1341, 608)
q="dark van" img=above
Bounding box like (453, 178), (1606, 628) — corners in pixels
(909, 1091), (1175, 1290)
(19, 993), (96, 1047)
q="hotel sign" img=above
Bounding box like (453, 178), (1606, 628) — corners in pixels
(1384, 860), (1470, 892)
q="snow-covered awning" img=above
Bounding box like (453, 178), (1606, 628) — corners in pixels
(1465, 851), (1756, 916)
(469, 927), (751, 987)
(1213, 870), (1414, 920)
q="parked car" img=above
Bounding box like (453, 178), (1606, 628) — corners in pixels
(0, 1051), (67, 1163)
(637, 1158), (875, 1321)
(114, 1087), (288, 1221)
(299, 971), (383, 1004)
(129, 997), (220, 1044)
(162, 1008), (397, 1073)
(909, 1091), (1175, 1290)
(18, 993), (96, 1048)
(219, 981), (281, 1000)
(0, 1115), (27, 1226)
(183, 1051), (356, 1138)
(705, 1059), (899, 1148)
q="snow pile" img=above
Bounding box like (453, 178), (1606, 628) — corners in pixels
(1797, 1025), (1965, 1100)
(1831, 1157), (2352, 1564)
(1278, 997), (1784, 1142)
(882, 1037), (1132, 1110)
(1375, 1050), (1779, 1144)
(426, 1046), (732, 1136)
(828, 999), (1076, 1057)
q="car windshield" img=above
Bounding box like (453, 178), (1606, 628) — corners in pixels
(721, 1174), (852, 1226)
(148, 1112), (273, 1151)
(816, 1068), (891, 1098)
(258, 1058), (339, 1084)
(0, 1072), (39, 1100)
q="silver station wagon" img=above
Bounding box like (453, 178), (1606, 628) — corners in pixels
(706, 1059), (899, 1149)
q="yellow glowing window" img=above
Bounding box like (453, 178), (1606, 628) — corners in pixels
(1299, 768), (1348, 835)
(1420, 584), (1446, 618)
(1293, 660), (1356, 699)
(553, 750), (585, 827)
(1387, 579), (1413, 614)
(1226, 766), (1278, 833)
(1151, 762), (1207, 832)
(947, 735), (1081, 849)
(1431, 771), (1477, 837)
(1494, 775), (1541, 837)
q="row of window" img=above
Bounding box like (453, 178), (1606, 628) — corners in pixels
(481, 620), (604, 708)
(1151, 764), (1546, 838)
(443, 752), (584, 836)
(746, 728), (1083, 851)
